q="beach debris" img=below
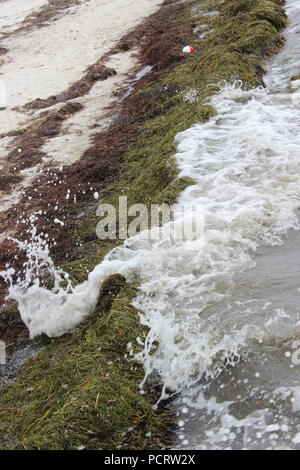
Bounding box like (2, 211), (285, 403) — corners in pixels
(182, 45), (195, 53)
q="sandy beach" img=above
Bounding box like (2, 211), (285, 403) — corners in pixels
(0, 0), (162, 213)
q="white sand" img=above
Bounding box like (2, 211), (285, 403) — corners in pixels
(0, 0), (48, 34)
(42, 50), (139, 165)
(0, 0), (162, 211)
(0, 0), (161, 135)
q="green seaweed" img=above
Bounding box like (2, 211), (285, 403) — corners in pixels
(0, 279), (172, 450)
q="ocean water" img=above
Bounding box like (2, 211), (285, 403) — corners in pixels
(2, 0), (300, 450)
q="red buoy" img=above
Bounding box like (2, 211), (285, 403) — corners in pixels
(182, 45), (195, 53)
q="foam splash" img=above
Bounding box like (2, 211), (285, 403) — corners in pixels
(1, 216), (73, 338)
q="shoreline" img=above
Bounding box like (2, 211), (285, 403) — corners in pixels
(0, 0), (194, 350)
(0, 0), (288, 450)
